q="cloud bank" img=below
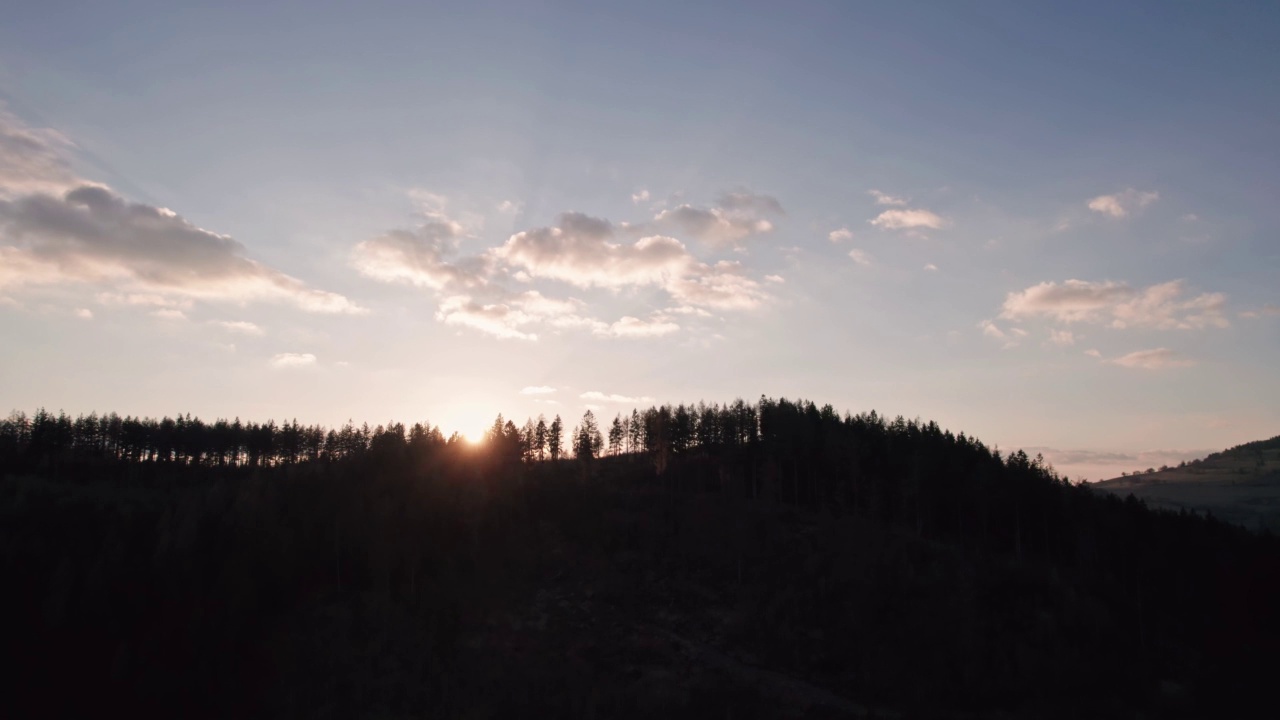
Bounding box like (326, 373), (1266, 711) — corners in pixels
(0, 185), (363, 313)
(0, 112), (362, 314)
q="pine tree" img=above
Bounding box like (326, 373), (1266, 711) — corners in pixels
(608, 415), (624, 456)
(548, 415), (563, 461)
(534, 415), (548, 460)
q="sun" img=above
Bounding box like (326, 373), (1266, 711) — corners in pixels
(435, 401), (497, 446)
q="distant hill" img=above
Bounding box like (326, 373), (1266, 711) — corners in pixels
(1091, 434), (1280, 531)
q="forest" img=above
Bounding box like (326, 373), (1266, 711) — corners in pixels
(3, 398), (1278, 718)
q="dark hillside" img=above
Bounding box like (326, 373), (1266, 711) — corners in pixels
(3, 401), (1278, 718)
(1092, 434), (1280, 531)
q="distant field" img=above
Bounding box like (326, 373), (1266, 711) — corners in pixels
(1091, 437), (1280, 532)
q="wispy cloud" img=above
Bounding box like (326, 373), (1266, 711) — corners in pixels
(652, 191), (781, 248)
(270, 352), (317, 368)
(520, 386), (557, 395)
(434, 290), (589, 341)
(869, 208), (946, 231)
(599, 315), (680, 338)
(1108, 347), (1195, 369)
(580, 391), (655, 405)
(868, 189), (907, 206)
(1000, 279), (1227, 330)
(848, 249), (873, 266)
(1025, 446), (1214, 478)
(212, 320), (264, 336)
(828, 227), (853, 242)
(0, 107), (80, 199)
(1239, 304), (1280, 319)
(631, 189), (650, 204)
(1046, 329), (1075, 346)
(979, 320), (1027, 349)
(1087, 188), (1159, 218)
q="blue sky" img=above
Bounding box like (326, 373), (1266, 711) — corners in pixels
(2, 1), (1278, 480)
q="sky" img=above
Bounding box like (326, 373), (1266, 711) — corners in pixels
(2, 1), (1278, 481)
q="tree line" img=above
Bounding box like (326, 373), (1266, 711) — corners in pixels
(4, 397), (1279, 717)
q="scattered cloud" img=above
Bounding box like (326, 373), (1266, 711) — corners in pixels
(1000, 279), (1227, 330)
(270, 352), (317, 368)
(520, 386), (557, 395)
(351, 221), (488, 291)
(74, 307), (92, 320)
(433, 290), (589, 341)
(848, 249), (873, 266)
(497, 199), (523, 214)
(1084, 348), (1102, 358)
(495, 213), (770, 311)
(924, 263), (938, 272)
(1087, 188), (1159, 218)
(598, 315), (680, 338)
(1181, 213), (1199, 222)
(653, 205), (774, 247)
(666, 261), (769, 310)
(647, 190), (782, 248)
(496, 213), (688, 288)
(764, 274), (785, 284)
(631, 189), (650, 204)
(580, 391), (655, 405)
(1047, 329), (1075, 346)
(356, 195), (777, 341)
(868, 189), (907, 206)
(1108, 347), (1195, 369)
(435, 297), (537, 340)
(151, 308), (187, 321)
(212, 320), (264, 336)
(978, 319), (1024, 348)
(828, 227), (853, 242)
(869, 208), (946, 231)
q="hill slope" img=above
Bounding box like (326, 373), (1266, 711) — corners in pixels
(1091, 434), (1280, 531)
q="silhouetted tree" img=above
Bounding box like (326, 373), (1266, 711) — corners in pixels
(548, 414), (563, 461)
(608, 414), (623, 456)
